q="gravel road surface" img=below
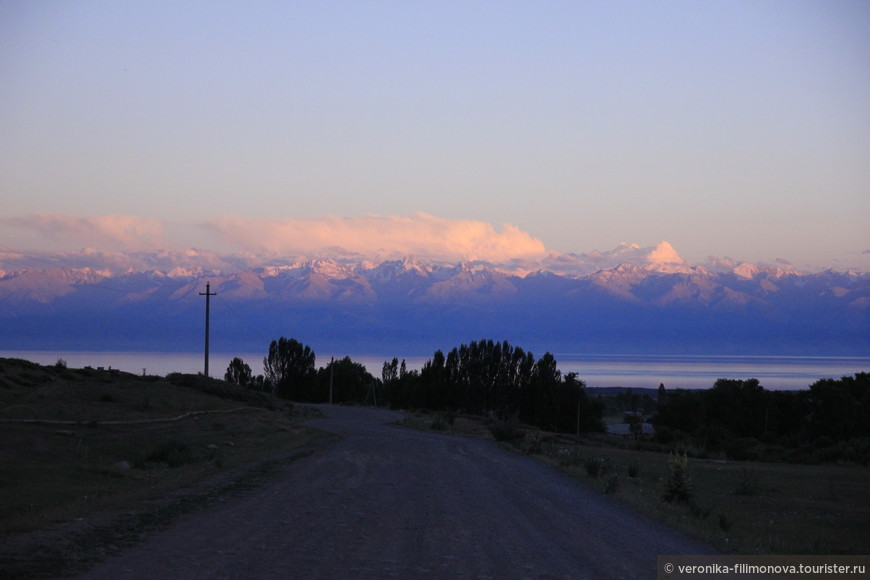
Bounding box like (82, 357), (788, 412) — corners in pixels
(76, 405), (712, 579)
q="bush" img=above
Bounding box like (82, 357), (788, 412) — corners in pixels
(525, 431), (552, 455)
(558, 448), (581, 467)
(724, 436), (761, 461)
(689, 501), (711, 520)
(733, 468), (759, 496)
(604, 472), (620, 494)
(135, 440), (197, 469)
(430, 415), (448, 431)
(663, 453), (692, 503)
(584, 455), (605, 478)
(489, 417), (524, 442)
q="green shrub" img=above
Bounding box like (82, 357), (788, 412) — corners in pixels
(689, 501), (711, 520)
(663, 452), (692, 503)
(733, 468), (759, 496)
(604, 472), (620, 494)
(430, 415), (448, 431)
(584, 455), (605, 478)
(558, 449), (581, 467)
(724, 437), (760, 461)
(517, 430), (542, 454)
(489, 417), (524, 442)
(135, 440), (197, 469)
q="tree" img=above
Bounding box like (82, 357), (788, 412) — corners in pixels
(225, 357), (252, 387)
(804, 373), (870, 441)
(385, 338), (605, 434)
(382, 357), (399, 384)
(263, 337), (316, 399)
(383, 357), (422, 410)
(566, 372), (604, 434)
(313, 356), (375, 404)
(702, 378), (765, 438)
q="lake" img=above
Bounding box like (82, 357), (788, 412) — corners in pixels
(2, 350), (868, 390)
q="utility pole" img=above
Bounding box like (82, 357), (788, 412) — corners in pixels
(199, 282), (216, 377)
(576, 391), (581, 437)
(329, 356), (334, 404)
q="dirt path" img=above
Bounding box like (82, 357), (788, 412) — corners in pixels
(75, 405), (712, 579)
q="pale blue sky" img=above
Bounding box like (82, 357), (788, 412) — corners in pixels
(2, 1), (869, 270)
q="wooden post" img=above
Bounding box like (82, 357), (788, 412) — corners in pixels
(329, 356), (334, 404)
(199, 282), (216, 377)
(576, 386), (581, 437)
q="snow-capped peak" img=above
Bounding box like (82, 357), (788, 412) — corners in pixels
(304, 258), (356, 279)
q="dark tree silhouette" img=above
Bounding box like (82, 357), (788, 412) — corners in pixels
(263, 337), (316, 399)
(310, 356), (376, 404)
(651, 373), (870, 463)
(224, 357), (252, 387)
(384, 338), (605, 435)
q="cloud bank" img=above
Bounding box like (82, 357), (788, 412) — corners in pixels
(2, 212), (827, 276)
(205, 213), (548, 263)
(2, 212), (552, 271)
(3, 214), (165, 250)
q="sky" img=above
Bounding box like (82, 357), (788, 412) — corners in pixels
(2, 0), (869, 272)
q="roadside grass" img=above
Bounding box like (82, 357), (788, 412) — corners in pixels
(402, 411), (870, 555)
(0, 359), (330, 536)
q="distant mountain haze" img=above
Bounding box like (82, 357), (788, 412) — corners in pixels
(0, 242), (866, 356)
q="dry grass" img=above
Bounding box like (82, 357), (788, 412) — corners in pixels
(0, 359), (330, 536)
(404, 411), (870, 555)
(547, 437), (870, 554)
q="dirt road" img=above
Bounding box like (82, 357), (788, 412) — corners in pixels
(76, 405), (711, 579)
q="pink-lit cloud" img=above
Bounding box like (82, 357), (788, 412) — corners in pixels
(5, 212), (829, 277)
(647, 241), (684, 265)
(540, 241), (692, 276)
(205, 213), (549, 263)
(3, 214), (165, 250)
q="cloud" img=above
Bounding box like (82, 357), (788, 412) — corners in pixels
(3, 214), (165, 250)
(0, 211), (551, 273)
(205, 213), (549, 263)
(538, 241), (692, 276)
(647, 241), (684, 265)
(15, 212), (818, 277)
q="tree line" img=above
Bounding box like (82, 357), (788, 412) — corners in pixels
(223, 336), (605, 434)
(225, 337), (375, 404)
(652, 374), (870, 464)
(223, 336), (869, 462)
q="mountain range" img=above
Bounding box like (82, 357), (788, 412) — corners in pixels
(0, 242), (867, 356)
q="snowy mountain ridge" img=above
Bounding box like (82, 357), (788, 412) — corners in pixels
(1, 242), (866, 355)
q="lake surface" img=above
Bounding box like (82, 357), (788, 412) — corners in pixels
(2, 350), (868, 390)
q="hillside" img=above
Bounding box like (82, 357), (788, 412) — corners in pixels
(0, 357), (329, 577)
